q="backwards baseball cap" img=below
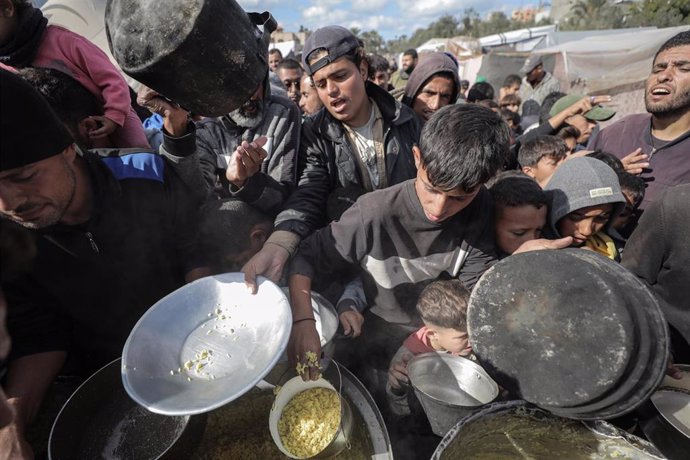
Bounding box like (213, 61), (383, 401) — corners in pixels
(549, 94), (616, 121)
(520, 55), (543, 74)
(301, 26), (360, 77)
(0, 69), (73, 172)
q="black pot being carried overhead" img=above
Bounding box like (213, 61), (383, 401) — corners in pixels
(49, 358), (206, 460)
(467, 249), (669, 420)
(105, 0), (277, 116)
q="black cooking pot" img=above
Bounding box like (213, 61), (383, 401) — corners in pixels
(467, 249), (668, 420)
(105, 0), (276, 116)
(49, 358), (206, 459)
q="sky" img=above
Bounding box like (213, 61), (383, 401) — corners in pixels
(236, 0), (540, 40)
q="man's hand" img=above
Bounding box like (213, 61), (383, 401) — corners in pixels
(0, 422), (33, 460)
(136, 85), (189, 137)
(621, 148), (649, 176)
(241, 244), (290, 294)
(514, 236), (573, 254)
(388, 353), (413, 390)
(288, 321), (322, 381)
(87, 115), (118, 139)
(226, 137), (268, 188)
(339, 309), (364, 338)
(564, 95), (612, 118)
(667, 357), (683, 380)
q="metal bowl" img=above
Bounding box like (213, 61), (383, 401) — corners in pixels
(121, 273), (292, 415)
(408, 353), (498, 436)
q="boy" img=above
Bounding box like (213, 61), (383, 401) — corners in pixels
(545, 156), (626, 260)
(518, 135), (569, 187)
(198, 199), (274, 273)
(490, 172), (549, 257)
(387, 280), (472, 416)
(613, 171), (645, 237)
(287, 104), (508, 382)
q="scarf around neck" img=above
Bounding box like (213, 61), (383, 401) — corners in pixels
(0, 6), (47, 67)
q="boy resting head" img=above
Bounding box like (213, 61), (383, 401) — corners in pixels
(387, 280), (472, 415)
(490, 172), (549, 257)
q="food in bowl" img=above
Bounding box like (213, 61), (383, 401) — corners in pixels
(278, 388), (341, 458)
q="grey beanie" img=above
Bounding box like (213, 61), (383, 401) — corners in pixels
(544, 156), (626, 236)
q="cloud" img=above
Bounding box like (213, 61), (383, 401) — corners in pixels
(351, 0), (388, 13)
(346, 15), (398, 31)
(302, 7), (351, 23)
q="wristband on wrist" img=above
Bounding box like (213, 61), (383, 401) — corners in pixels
(293, 317), (316, 325)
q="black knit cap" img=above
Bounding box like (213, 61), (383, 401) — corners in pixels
(301, 26), (360, 77)
(0, 68), (73, 172)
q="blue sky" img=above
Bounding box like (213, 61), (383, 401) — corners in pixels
(237, 0), (540, 40)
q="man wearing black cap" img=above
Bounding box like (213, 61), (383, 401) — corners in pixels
(519, 55), (561, 106)
(242, 25), (421, 291)
(0, 69), (206, 455)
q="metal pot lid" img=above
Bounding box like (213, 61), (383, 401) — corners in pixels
(122, 273), (292, 415)
(467, 249), (665, 411)
(651, 390), (690, 438)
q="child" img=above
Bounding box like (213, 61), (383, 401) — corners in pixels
(198, 199), (274, 273)
(613, 171), (645, 238)
(499, 93), (521, 113)
(545, 156), (626, 260)
(386, 279), (472, 416)
(0, 0), (149, 148)
(490, 172), (549, 257)
(288, 104), (508, 383)
(518, 135), (569, 187)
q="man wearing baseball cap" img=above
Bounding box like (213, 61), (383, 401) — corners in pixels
(549, 93), (616, 148)
(0, 69), (207, 455)
(519, 55), (561, 106)
(242, 26), (421, 290)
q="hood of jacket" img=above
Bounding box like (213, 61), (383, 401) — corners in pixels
(401, 53), (460, 108)
(545, 156), (626, 237)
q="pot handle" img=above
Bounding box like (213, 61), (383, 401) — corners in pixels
(248, 11), (278, 46)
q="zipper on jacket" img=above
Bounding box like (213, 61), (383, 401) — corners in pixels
(85, 232), (100, 254)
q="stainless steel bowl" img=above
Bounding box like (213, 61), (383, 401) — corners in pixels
(408, 353), (498, 436)
(121, 273), (292, 415)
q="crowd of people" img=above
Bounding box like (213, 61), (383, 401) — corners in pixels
(0, 0), (689, 457)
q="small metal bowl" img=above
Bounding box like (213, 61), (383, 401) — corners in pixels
(269, 375), (353, 459)
(122, 273), (292, 415)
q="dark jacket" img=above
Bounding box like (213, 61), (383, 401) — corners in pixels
(4, 142), (203, 374)
(196, 92), (300, 217)
(623, 184), (690, 355)
(592, 113), (690, 209)
(275, 81), (421, 238)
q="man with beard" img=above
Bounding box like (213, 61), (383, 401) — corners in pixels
(0, 69), (207, 456)
(196, 78), (301, 216)
(593, 31), (690, 209)
(390, 49), (418, 90)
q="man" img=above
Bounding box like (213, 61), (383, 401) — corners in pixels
(368, 53), (393, 91)
(275, 58), (303, 107)
(519, 55), (561, 106)
(390, 49), (418, 90)
(0, 69), (206, 455)
(242, 26), (421, 290)
(299, 72), (323, 117)
(593, 31), (690, 209)
(401, 52), (459, 124)
(196, 78), (301, 216)
(268, 48), (283, 72)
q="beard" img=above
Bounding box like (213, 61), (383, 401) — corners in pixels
(645, 86), (690, 117)
(228, 99), (264, 129)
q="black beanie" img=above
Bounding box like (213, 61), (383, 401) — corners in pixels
(0, 68), (73, 172)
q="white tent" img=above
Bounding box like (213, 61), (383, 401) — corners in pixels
(529, 26), (690, 93)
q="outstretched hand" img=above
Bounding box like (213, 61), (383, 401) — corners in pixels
(241, 244), (290, 294)
(136, 85), (189, 136)
(226, 137), (269, 188)
(513, 236), (573, 254)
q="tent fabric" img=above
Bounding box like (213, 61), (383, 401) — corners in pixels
(530, 26), (690, 93)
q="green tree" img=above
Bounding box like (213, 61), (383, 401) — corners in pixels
(561, 0), (625, 30)
(626, 0), (690, 28)
(360, 30), (386, 54)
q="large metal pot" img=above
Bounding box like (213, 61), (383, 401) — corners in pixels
(640, 364), (690, 460)
(432, 400), (665, 459)
(49, 358), (206, 459)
